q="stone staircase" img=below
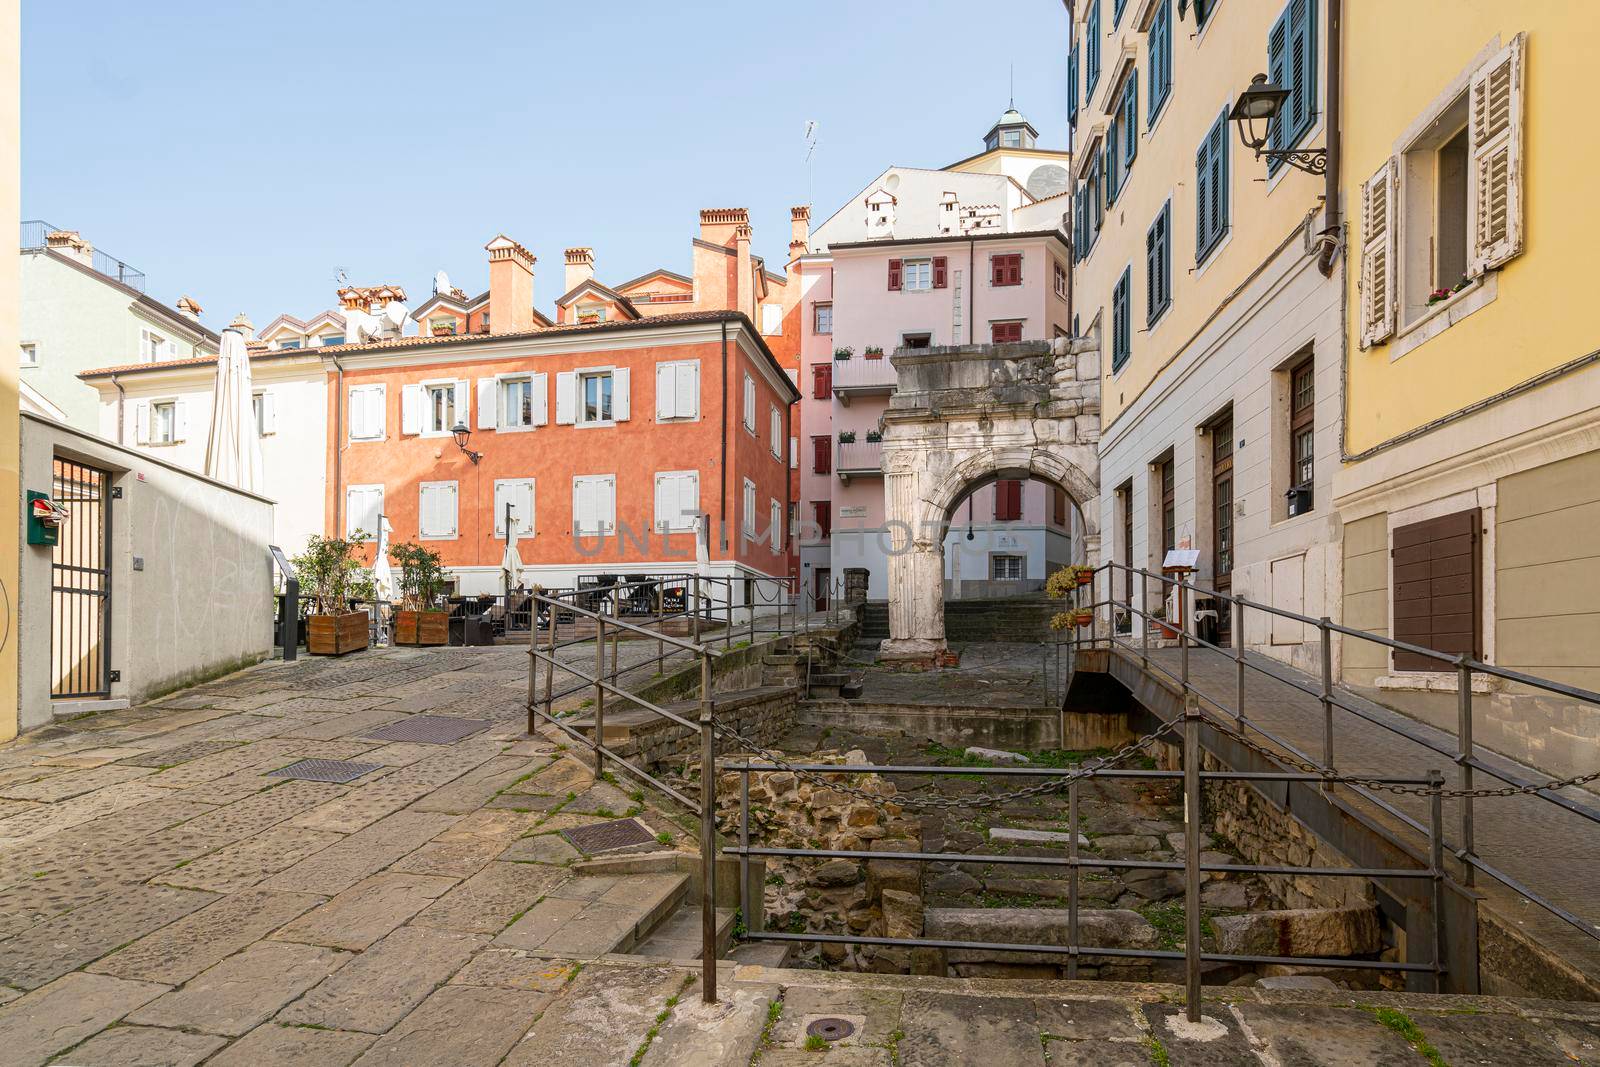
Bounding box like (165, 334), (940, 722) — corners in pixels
(860, 595), (1060, 644)
(761, 631), (862, 700)
(497, 865), (736, 961)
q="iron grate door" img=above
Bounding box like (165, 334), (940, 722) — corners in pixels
(51, 458), (112, 698)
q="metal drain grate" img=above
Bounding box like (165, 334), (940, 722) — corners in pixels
(266, 758), (383, 784)
(561, 818), (658, 854)
(806, 1018), (857, 1043)
(362, 715), (492, 745)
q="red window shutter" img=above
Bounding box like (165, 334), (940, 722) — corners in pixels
(812, 436), (831, 475)
(813, 364), (832, 399)
(992, 254), (1021, 286)
(991, 321), (1022, 344)
(932, 257), (948, 288)
(994, 479), (1022, 521)
(814, 502), (831, 539)
(887, 259), (902, 291)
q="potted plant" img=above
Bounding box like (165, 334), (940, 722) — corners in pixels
(1074, 608), (1094, 628)
(1152, 609), (1179, 640)
(865, 429), (882, 443)
(833, 346), (854, 361)
(838, 430), (857, 444)
(293, 533), (370, 656)
(391, 541), (449, 646)
(431, 320), (455, 336)
(1426, 287), (1453, 307)
(864, 345), (884, 360)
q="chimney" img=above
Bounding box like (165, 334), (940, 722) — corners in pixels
(176, 295), (203, 322)
(228, 312), (255, 341)
(735, 222), (753, 319)
(564, 247), (594, 294)
(789, 206), (810, 257)
(698, 207), (749, 248)
(486, 234), (537, 335)
(46, 229), (93, 266)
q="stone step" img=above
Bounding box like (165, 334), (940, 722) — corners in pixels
(495, 871), (690, 958)
(727, 940), (794, 968)
(630, 903), (738, 960)
(762, 653), (802, 666)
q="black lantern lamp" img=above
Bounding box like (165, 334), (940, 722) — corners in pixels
(450, 422), (483, 464)
(1228, 74), (1326, 175)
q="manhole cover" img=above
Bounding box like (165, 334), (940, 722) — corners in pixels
(806, 1018), (857, 1042)
(266, 758), (383, 784)
(362, 715), (492, 745)
(561, 818), (658, 854)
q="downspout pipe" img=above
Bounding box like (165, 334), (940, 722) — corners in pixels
(719, 321), (728, 553)
(331, 354), (345, 538)
(1317, 0), (1343, 276)
(112, 373), (125, 445)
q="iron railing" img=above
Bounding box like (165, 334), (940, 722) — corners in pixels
(21, 220), (147, 293)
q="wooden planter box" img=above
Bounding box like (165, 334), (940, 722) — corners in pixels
(394, 609), (449, 646)
(307, 611), (369, 656)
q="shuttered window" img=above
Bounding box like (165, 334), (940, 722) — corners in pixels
(1290, 358), (1315, 499)
(1359, 159), (1397, 346)
(346, 484), (383, 540)
(743, 373), (756, 432)
(573, 475), (616, 535)
(994, 479), (1023, 522)
(1392, 509), (1480, 671)
(770, 406), (783, 458)
(348, 385), (385, 441)
(990, 254), (1022, 287)
(1468, 35), (1525, 275)
(1146, 201), (1171, 324)
(655, 360), (699, 421)
(1195, 110), (1230, 263)
(1159, 457), (1176, 557)
(1067, 43), (1079, 126)
(812, 363), (832, 400)
(493, 478), (535, 538)
(887, 258), (902, 291)
(653, 471), (699, 532)
(813, 502), (831, 540)
(742, 479), (757, 536)
(812, 435), (831, 475)
(1085, 0), (1101, 96)
(991, 321), (1023, 344)
(1120, 73), (1139, 174)
(1266, 0), (1317, 175)
(1148, 0), (1172, 125)
(1105, 116), (1121, 205)
(418, 481), (458, 540)
(1111, 267), (1132, 371)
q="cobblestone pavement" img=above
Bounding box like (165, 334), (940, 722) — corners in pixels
(1, 642), (1597, 1065)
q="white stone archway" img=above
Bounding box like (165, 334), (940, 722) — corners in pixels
(878, 337), (1101, 663)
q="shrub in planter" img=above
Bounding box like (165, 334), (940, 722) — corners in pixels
(391, 541), (449, 646)
(838, 430), (857, 444)
(833, 346), (854, 360)
(1074, 609), (1094, 628)
(864, 345), (884, 359)
(865, 429), (882, 443)
(293, 533), (370, 656)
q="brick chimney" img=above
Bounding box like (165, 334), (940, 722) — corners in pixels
(735, 223), (753, 319)
(46, 230), (93, 267)
(175, 295), (203, 322)
(789, 206), (810, 258)
(564, 247), (594, 294)
(486, 235), (537, 334)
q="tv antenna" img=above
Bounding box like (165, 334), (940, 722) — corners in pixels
(803, 120), (819, 208)
(334, 268), (349, 288)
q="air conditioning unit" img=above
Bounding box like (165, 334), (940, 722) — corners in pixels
(1285, 484), (1313, 517)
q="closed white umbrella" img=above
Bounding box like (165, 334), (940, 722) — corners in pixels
(500, 512), (525, 591)
(372, 515), (396, 603)
(204, 328), (262, 492)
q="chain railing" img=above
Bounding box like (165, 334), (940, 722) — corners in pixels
(1073, 560), (1600, 954)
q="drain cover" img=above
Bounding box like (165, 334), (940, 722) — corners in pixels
(266, 758), (383, 784)
(561, 817), (658, 854)
(362, 714), (491, 745)
(806, 1018), (857, 1042)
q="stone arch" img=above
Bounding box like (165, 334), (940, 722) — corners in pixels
(920, 447), (1100, 541)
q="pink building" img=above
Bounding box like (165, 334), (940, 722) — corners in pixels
(795, 111), (1084, 605)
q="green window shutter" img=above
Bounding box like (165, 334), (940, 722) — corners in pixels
(1149, 0), (1171, 123)
(1112, 268), (1132, 371)
(1195, 131), (1212, 255)
(1113, 0), (1128, 27)
(1067, 45), (1079, 125)
(1105, 122), (1120, 204)
(1288, 0), (1318, 143)
(1123, 76), (1138, 169)
(1086, 0), (1101, 95)
(1267, 6), (1289, 167)
(1212, 113), (1230, 245)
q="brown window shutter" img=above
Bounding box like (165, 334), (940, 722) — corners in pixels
(887, 259), (902, 291)
(995, 479), (1022, 521)
(932, 257), (948, 288)
(812, 436), (831, 475)
(814, 501), (831, 539)
(1392, 508), (1481, 671)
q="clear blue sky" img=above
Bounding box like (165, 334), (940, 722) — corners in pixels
(24, 0), (1068, 330)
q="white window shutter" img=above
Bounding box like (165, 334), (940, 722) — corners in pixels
(555, 372), (575, 425)
(346, 489), (361, 536)
(654, 474), (671, 531)
(135, 401), (149, 444)
(743, 374), (755, 430)
(770, 407), (781, 456)
(600, 477), (615, 530)
(1468, 33), (1525, 276)
(371, 386), (386, 437)
(678, 473), (698, 530)
(1359, 158), (1397, 348)
(174, 399), (189, 442)
(656, 364), (676, 420)
(402, 384), (424, 434)
(453, 380), (469, 429)
(613, 367), (630, 421)
(522, 480), (536, 536)
(444, 483), (458, 536)
(677, 362), (698, 418)
(477, 378), (497, 429)
(573, 479), (589, 533)
(368, 488), (383, 537)
(531, 372), (548, 425)
(261, 391), (277, 434)
(771, 500), (783, 551)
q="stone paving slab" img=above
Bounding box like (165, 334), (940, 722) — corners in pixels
(500, 961), (685, 1067)
(271, 872), (457, 950)
(0, 781), (172, 847)
(260, 810), (460, 895)
(0, 972), (170, 1066)
(151, 824), (344, 893)
(86, 888), (323, 985)
(448, 949), (578, 992)
(54, 1023), (228, 1065)
(203, 1022), (377, 1066)
(410, 860), (567, 934)
(176, 778), (348, 840)
(0, 763), (152, 802)
(274, 925), (488, 1034)
(388, 832), (509, 877)
(351, 984), (550, 1066)
(0, 884), (219, 989)
(126, 940), (351, 1037)
(1230, 1002), (1421, 1066)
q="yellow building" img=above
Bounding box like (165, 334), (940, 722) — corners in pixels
(1337, 4), (1600, 779)
(1068, 0), (1343, 672)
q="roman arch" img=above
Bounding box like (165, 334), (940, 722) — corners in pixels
(878, 337), (1102, 663)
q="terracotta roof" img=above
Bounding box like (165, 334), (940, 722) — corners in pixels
(76, 347), (314, 378)
(826, 228), (1069, 252)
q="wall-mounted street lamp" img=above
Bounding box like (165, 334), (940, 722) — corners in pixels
(1228, 74), (1327, 175)
(450, 422), (483, 464)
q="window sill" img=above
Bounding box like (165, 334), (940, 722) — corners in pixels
(349, 435), (386, 445)
(1194, 229), (1231, 279)
(576, 420), (617, 430)
(1375, 672), (1499, 695)
(1389, 274), (1497, 362)
(496, 424), (537, 434)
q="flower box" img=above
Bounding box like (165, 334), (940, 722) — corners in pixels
(833, 347), (854, 361)
(307, 610), (369, 656)
(394, 609), (449, 646)
(864, 346), (884, 360)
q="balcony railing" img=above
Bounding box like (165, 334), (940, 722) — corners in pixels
(21, 220), (147, 293)
(831, 355), (897, 401)
(836, 439), (883, 478)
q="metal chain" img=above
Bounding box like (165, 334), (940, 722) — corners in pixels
(1205, 714), (1600, 798)
(708, 712), (1183, 811)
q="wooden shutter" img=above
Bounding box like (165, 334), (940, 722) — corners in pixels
(477, 378), (497, 429)
(676, 362), (698, 418)
(1267, 8), (1289, 154)
(531, 372), (548, 425)
(1359, 158), (1397, 347)
(1122, 77), (1138, 165)
(1468, 34), (1525, 276)
(743, 374), (755, 430)
(995, 480), (1022, 521)
(932, 256), (948, 289)
(401, 384), (423, 434)
(812, 435), (831, 475)
(1392, 509), (1480, 671)
(612, 367), (630, 421)
(656, 363), (677, 420)
(812, 364), (830, 400)
(887, 259), (902, 291)
(173, 400), (189, 442)
(677, 473), (699, 530)
(1195, 134), (1212, 253)
(1209, 116), (1228, 243)
(555, 372), (575, 424)
(991, 321), (1022, 344)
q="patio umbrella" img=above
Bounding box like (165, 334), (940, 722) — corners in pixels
(500, 513), (525, 592)
(203, 328), (262, 492)
(372, 515), (396, 603)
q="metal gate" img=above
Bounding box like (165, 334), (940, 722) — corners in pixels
(51, 458), (112, 698)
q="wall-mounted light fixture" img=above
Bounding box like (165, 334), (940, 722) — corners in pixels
(1228, 74), (1327, 175)
(450, 422), (483, 464)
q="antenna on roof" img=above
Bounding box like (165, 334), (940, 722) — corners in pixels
(1009, 64), (1014, 110)
(335, 268), (349, 287)
(803, 120), (819, 208)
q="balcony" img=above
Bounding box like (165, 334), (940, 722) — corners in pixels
(836, 439), (883, 482)
(21, 220), (146, 293)
(831, 355), (897, 404)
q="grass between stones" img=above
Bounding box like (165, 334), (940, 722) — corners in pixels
(749, 996), (785, 1063)
(628, 974), (696, 1066)
(1363, 1006), (1448, 1067)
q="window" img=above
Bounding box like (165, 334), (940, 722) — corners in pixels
(813, 303), (833, 334)
(151, 400), (177, 444)
(1001, 130), (1021, 148)
(1053, 260), (1068, 299)
(994, 479), (1022, 521)
(1119, 72), (1139, 176)
(813, 501), (832, 540)
(253, 391), (276, 437)
(770, 406), (783, 458)
(1112, 0), (1128, 26)
(1159, 456), (1176, 558)
(992, 555), (1025, 581)
(742, 479), (757, 536)
(425, 383), (458, 433)
(1210, 412), (1234, 594)
(493, 478), (536, 538)
(743, 374), (756, 433)
(319, 334), (344, 346)
(902, 332), (931, 349)
(991, 253), (1022, 287)
(140, 328), (174, 362)
(419, 481), (459, 539)
(1290, 358), (1315, 501)
(812, 435), (832, 475)
(1118, 480), (1134, 629)
(1105, 113), (1121, 206)
(1086, 0), (1101, 95)
(1392, 509), (1481, 670)
(1052, 486), (1068, 527)
(346, 484), (383, 540)
(493, 374), (548, 429)
(577, 305), (609, 324)
(770, 500), (783, 552)
(761, 303), (783, 335)
(20, 343), (36, 366)
(572, 475), (616, 535)
(812, 363), (832, 400)
(1146, 202), (1172, 324)
(1185, 0), (1219, 29)
(277, 338), (302, 350)
(349, 384), (385, 441)
(902, 258), (933, 292)
(655, 360), (699, 421)
(991, 321), (1023, 344)
(495, 377), (532, 429)
(1111, 267), (1132, 371)
(1266, 0), (1318, 175)
(653, 471), (699, 532)
(1195, 109), (1230, 263)
(1148, 0), (1172, 125)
